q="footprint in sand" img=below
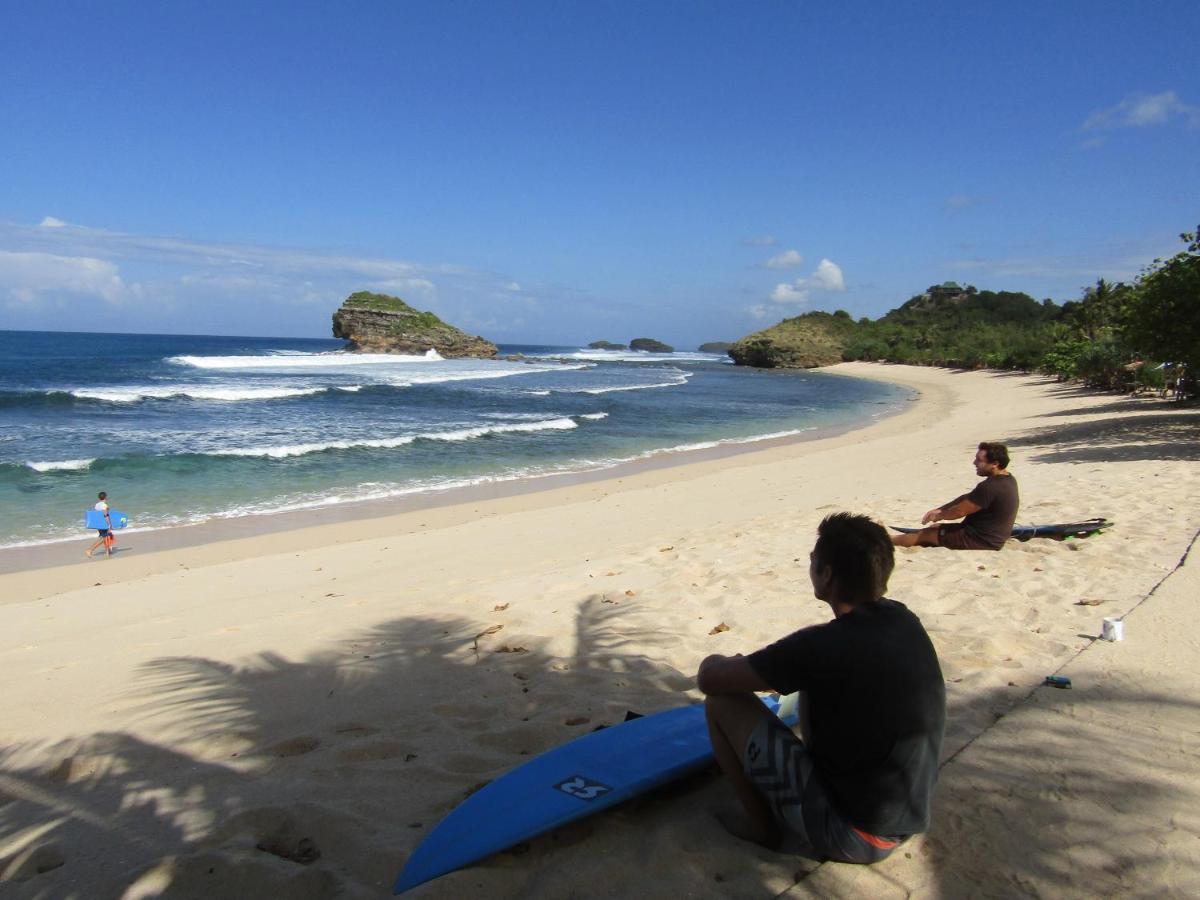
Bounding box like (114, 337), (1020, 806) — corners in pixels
(1, 842), (65, 880)
(335, 741), (414, 764)
(268, 736), (320, 757)
(201, 809), (328, 878)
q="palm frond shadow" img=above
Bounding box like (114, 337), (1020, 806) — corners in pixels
(0, 598), (699, 897)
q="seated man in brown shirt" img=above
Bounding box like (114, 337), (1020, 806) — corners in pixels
(892, 442), (1019, 550)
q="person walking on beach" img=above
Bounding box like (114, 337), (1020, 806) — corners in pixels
(892, 441), (1019, 551)
(697, 513), (945, 862)
(86, 491), (113, 558)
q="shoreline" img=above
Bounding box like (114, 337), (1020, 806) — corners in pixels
(3, 361), (1198, 897)
(0, 364), (922, 580)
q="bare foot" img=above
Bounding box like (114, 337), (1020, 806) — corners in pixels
(714, 809), (782, 851)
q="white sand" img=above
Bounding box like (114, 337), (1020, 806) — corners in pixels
(1, 363), (1198, 898)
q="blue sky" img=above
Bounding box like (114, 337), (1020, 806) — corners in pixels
(2, 2), (1197, 348)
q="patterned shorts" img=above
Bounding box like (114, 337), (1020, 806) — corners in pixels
(743, 715), (903, 864)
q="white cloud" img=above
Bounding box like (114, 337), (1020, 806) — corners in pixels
(39, 216), (68, 228)
(810, 259), (845, 291)
(764, 249), (804, 269)
(1083, 91), (1200, 130)
(770, 282), (809, 304)
(0, 250), (132, 305)
(769, 258), (846, 306)
(0, 218), (608, 342)
(740, 235), (778, 247)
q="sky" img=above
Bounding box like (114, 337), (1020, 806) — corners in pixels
(2, 1), (1197, 348)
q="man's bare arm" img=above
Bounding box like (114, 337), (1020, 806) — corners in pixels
(921, 494), (982, 524)
(697, 654), (773, 695)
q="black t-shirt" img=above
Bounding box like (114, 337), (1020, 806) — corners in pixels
(963, 473), (1019, 549)
(747, 599), (945, 835)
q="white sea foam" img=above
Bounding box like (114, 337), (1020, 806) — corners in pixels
(214, 435), (418, 458)
(26, 458), (95, 472)
(212, 417), (579, 459)
(578, 370), (692, 395)
(380, 363), (589, 388)
(72, 385), (325, 403)
(169, 351), (440, 369)
(424, 418), (578, 442)
(578, 412), (608, 420)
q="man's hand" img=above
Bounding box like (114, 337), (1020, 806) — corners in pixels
(921, 496), (981, 525)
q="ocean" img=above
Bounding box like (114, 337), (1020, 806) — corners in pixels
(0, 330), (912, 549)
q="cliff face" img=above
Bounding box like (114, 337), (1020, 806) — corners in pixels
(331, 292), (497, 358)
(727, 313), (853, 368)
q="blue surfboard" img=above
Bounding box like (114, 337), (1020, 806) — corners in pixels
(394, 695), (791, 894)
(84, 509), (128, 529)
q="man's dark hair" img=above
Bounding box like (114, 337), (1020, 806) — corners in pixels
(813, 513), (894, 603)
(978, 442), (1010, 469)
(98, 491), (107, 500)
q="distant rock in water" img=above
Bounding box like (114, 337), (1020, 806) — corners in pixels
(629, 338), (674, 353)
(331, 291), (497, 358)
(587, 340), (628, 350)
(698, 342), (732, 353)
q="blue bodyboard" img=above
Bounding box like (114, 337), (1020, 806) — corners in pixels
(394, 695), (788, 894)
(84, 509), (128, 529)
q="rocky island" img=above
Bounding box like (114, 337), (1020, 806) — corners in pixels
(629, 338), (674, 353)
(331, 291), (497, 358)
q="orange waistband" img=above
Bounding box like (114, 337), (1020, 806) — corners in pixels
(851, 826), (900, 849)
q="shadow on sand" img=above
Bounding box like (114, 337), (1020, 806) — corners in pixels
(4, 598), (1192, 898)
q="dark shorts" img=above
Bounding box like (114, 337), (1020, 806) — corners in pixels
(938, 523), (998, 551)
(97, 529), (111, 537)
(743, 716), (903, 864)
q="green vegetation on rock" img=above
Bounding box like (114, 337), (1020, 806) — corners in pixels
(729, 224), (1198, 397)
(331, 291), (496, 358)
(342, 291), (445, 327)
(728, 311), (857, 368)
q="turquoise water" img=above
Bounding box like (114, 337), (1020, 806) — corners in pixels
(0, 330), (911, 548)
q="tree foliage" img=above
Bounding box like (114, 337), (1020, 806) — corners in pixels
(1121, 226), (1200, 377)
(732, 229), (1197, 398)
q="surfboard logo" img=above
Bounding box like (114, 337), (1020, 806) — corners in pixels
(553, 775), (612, 801)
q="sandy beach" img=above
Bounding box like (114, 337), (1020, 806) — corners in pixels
(2, 362), (1198, 898)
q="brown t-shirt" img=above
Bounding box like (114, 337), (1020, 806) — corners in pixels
(962, 474), (1019, 549)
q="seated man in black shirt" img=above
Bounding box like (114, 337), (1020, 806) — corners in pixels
(697, 513), (945, 862)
